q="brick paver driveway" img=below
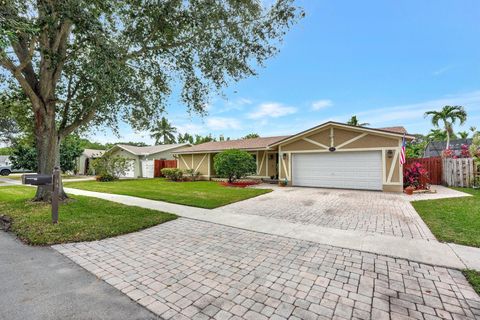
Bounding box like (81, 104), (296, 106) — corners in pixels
(217, 187), (435, 240)
(55, 219), (480, 320)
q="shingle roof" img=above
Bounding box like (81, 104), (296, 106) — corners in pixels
(377, 126), (408, 134)
(174, 136), (289, 154)
(82, 149), (105, 158)
(423, 139), (472, 158)
(116, 143), (191, 156)
(175, 122), (410, 154)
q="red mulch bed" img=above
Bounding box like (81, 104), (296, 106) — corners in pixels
(219, 181), (260, 188)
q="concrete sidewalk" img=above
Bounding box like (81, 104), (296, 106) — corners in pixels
(64, 187), (480, 270)
(0, 231), (157, 320)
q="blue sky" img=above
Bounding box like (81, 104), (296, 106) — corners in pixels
(94, 0), (480, 144)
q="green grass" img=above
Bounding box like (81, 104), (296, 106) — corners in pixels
(464, 270), (480, 295)
(0, 186), (177, 245)
(65, 178), (271, 209)
(412, 188), (480, 247)
(3, 174), (91, 181)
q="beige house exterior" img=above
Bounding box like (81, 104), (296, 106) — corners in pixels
(174, 122), (413, 192)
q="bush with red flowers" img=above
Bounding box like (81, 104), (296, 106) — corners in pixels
(220, 180), (260, 188)
(460, 144), (471, 158)
(404, 162), (429, 190)
(442, 147), (455, 158)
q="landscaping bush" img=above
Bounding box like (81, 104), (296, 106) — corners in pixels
(184, 169), (200, 181)
(213, 149), (256, 183)
(96, 173), (116, 182)
(404, 162), (429, 189)
(161, 168), (183, 181)
(92, 154), (130, 181)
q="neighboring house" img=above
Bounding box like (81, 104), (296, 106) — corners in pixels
(423, 139), (472, 158)
(174, 121), (413, 192)
(107, 143), (191, 178)
(76, 149), (105, 175)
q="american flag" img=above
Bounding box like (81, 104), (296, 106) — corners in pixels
(400, 133), (406, 165)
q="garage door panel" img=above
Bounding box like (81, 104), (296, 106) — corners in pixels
(120, 160), (135, 178)
(292, 151), (382, 190)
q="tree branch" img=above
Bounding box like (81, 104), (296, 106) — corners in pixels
(51, 21), (72, 88)
(60, 107), (97, 138)
(0, 52), (42, 110)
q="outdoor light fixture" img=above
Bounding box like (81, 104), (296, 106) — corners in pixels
(269, 154), (274, 160)
(282, 153), (287, 160)
(387, 150), (394, 158)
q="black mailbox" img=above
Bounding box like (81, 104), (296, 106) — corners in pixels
(22, 174), (53, 186)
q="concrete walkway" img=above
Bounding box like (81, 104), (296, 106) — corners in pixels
(64, 187), (480, 271)
(0, 231), (157, 320)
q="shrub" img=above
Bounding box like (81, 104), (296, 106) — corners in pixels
(92, 154), (130, 181)
(404, 162), (429, 189)
(460, 144), (471, 158)
(96, 173), (116, 182)
(184, 169), (200, 181)
(213, 149), (256, 183)
(161, 168), (183, 181)
(442, 147), (455, 158)
(470, 133), (480, 160)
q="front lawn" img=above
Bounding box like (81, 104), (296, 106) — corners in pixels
(0, 186), (176, 245)
(65, 178), (271, 209)
(3, 174), (91, 181)
(412, 188), (480, 247)
(464, 270), (480, 295)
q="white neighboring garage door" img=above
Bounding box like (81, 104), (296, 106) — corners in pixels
(120, 160), (136, 178)
(292, 151), (383, 190)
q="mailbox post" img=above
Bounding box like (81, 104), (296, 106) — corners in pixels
(22, 167), (60, 224)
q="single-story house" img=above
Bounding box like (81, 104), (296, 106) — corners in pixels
(107, 143), (191, 178)
(174, 121), (413, 192)
(423, 139), (472, 158)
(76, 149), (105, 175)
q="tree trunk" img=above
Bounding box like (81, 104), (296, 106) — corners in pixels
(33, 107), (68, 202)
(446, 130), (450, 150)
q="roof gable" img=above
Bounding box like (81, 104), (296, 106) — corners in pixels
(111, 143), (191, 156)
(270, 122), (412, 148)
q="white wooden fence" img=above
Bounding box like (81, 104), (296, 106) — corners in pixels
(442, 158), (475, 187)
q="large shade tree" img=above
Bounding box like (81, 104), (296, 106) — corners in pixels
(424, 105), (467, 149)
(0, 0), (302, 201)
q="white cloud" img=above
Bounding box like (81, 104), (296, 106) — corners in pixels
(433, 65), (454, 76)
(175, 123), (206, 135)
(311, 99), (333, 111)
(206, 117), (242, 130)
(247, 102), (297, 119)
(215, 97), (253, 114)
(330, 90), (480, 134)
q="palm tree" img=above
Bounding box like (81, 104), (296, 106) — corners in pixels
(424, 105), (467, 149)
(347, 115), (370, 127)
(458, 131), (469, 139)
(426, 129), (448, 142)
(150, 117), (177, 144)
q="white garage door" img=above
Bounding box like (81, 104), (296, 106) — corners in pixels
(120, 160), (136, 178)
(292, 151), (383, 190)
